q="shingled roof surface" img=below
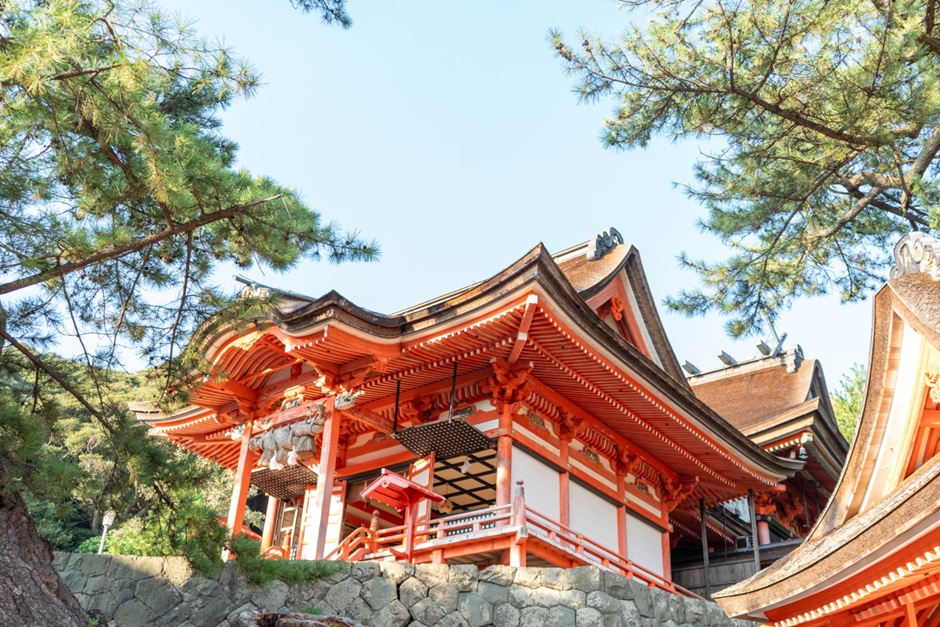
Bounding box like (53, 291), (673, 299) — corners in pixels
(691, 360), (816, 432)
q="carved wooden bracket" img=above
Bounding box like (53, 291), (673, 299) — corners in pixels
(400, 395), (434, 425)
(659, 476), (698, 512)
(753, 491), (777, 517)
(486, 357), (533, 415)
(612, 445), (641, 477)
(553, 409), (584, 443)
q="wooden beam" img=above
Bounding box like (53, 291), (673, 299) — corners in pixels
(748, 488), (761, 573)
(219, 379), (259, 404)
(700, 498), (711, 600)
(920, 409), (940, 428)
(309, 397), (340, 559)
(496, 407), (513, 506)
(507, 294), (538, 366)
(226, 422), (256, 543)
(260, 495), (279, 551)
(338, 406), (394, 434)
(360, 368), (493, 413)
(527, 375), (679, 483)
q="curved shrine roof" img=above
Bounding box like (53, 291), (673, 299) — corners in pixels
(142, 236), (801, 512)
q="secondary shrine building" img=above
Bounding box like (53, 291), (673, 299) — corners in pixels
(136, 230), (800, 596)
(715, 233), (940, 625)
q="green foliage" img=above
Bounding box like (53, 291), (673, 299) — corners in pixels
(289, 0), (352, 28)
(554, 0), (940, 336)
(0, 0), (375, 573)
(833, 363), (868, 441)
(228, 535), (347, 587)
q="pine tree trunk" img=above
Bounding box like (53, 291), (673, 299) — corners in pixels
(0, 486), (89, 627)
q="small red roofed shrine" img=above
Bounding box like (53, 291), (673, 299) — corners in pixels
(135, 229), (800, 597)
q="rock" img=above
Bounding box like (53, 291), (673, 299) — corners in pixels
(567, 567), (602, 593)
(478, 565), (514, 586)
(60, 568), (86, 594)
(370, 600), (412, 627)
(586, 590), (620, 614)
(361, 576), (397, 610)
(436, 611), (470, 627)
(512, 568), (540, 589)
(256, 580), (291, 612)
(448, 565), (478, 592)
(161, 557), (193, 586)
(630, 582), (653, 617)
(429, 583), (459, 613)
(381, 562), (415, 584)
(343, 597), (374, 624)
(414, 564), (450, 589)
(548, 605), (577, 627)
(602, 572), (632, 600)
(620, 600), (641, 625)
(137, 576), (183, 616)
(492, 603), (520, 627)
(410, 597), (446, 625)
(557, 589), (587, 610)
(540, 568), (571, 591)
(350, 562), (381, 582)
(457, 592), (492, 627)
(478, 581), (508, 605)
(399, 576), (428, 607)
(324, 578), (362, 613)
(575, 607), (605, 627)
(518, 606), (550, 627)
(112, 597), (158, 626)
(190, 594), (236, 627)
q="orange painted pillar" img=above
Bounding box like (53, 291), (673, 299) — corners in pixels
(559, 439), (570, 526)
(757, 518), (771, 546)
(496, 409), (513, 506)
(260, 495), (279, 551)
(226, 421), (255, 539)
(616, 473), (627, 559)
(509, 480), (527, 567)
(310, 397), (339, 559)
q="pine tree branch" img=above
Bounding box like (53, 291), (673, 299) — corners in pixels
(0, 195), (283, 296)
(0, 327), (118, 438)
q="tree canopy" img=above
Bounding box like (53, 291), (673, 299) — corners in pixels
(832, 363), (867, 441)
(554, 0), (940, 336)
(0, 1), (374, 621)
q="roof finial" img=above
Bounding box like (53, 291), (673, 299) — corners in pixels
(890, 232), (940, 281)
(586, 227), (624, 260)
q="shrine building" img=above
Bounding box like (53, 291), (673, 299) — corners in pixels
(135, 230), (800, 596)
(674, 345), (849, 598)
(714, 233), (940, 624)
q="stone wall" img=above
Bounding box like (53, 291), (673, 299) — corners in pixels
(53, 553), (753, 627)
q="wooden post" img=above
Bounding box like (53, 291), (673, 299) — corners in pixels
(616, 473), (627, 559)
(510, 480), (527, 567)
(226, 421), (255, 539)
(369, 509), (380, 554)
(905, 601), (919, 627)
(404, 502), (416, 562)
(700, 498), (711, 600)
(757, 518), (771, 545)
(496, 409), (513, 506)
(310, 397), (340, 559)
(748, 489), (761, 573)
(559, 439), (570, 526)
(260, 495), (279, 551)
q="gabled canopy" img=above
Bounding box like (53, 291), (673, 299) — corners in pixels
(715, 233), (940, 625)
(138, 235), (799, 515)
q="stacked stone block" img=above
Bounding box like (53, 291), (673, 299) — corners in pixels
(53, 553), (753, 627)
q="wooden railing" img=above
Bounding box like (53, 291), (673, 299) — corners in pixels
(324, 484), (700, 600)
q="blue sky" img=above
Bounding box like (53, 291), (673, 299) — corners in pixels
(156, 0), (872, 387)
